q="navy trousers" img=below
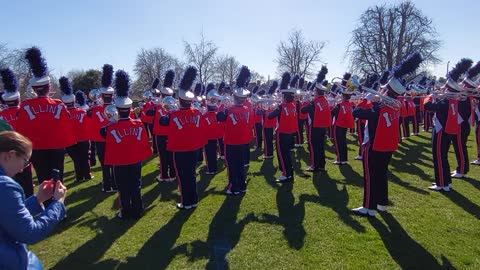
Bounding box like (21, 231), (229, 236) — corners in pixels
(14, 164), (33, 197)
(263, 127), (274, 157)
(114, 162), (144, 218)
(225, 144), (247, 192)
(30, 148), (65, 183)
(204, 139), (218, 173)
(95, 142), (116, 190)
(276, 132), (294, 179)
(66, 141), (91, 181)
(308, 127), (327, 170)
(155, 135), (175, 179)
(451, 123), (470, 174)
(173, 151), (198, 206)
(254, 123), (263, 150)
(333, 126), (348, 162)
(432, 130), (451, 187)
(362, 142), (392, 210)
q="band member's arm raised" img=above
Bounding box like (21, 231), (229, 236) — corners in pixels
(300, 102), (314, 114)
(353, 103), (380, 120)
(267, 106), (281, 119)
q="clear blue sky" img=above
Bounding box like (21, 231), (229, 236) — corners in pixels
(2, 0), (479, 81)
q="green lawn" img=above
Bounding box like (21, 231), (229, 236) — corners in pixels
(31, 131), (480, 269)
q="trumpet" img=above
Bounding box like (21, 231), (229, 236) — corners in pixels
(206, 89), (224, 106)
(251, 94), (279, 110)
(409, 85), (429, 97)
(431, 91), (467, 101)
(351, 75), (402, 110)
(295, 90), (313, 102)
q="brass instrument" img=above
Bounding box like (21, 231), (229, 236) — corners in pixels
(219, 94), (234, 109)
(409, 85), (429, 97)
(295, 90), (313, 102)
(351, 75), (402, 110)
(104, 104), (119, 122)
(162, 96), (179, 113)
(206, 89), (224, 106)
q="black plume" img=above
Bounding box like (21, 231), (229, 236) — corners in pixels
(75, 90), (86, 106)
(101, 64), (114, 88)
(316, 66), (328, 83)
(194, 83), (202, 96)
(163, 70), (175, 88)
(151, 78), (160, 89)
(379, 71), (390, 85)
(280, 72), (291, 89)
(330, 84), (338, 93)
(290, 74), (299, 88)
(59, 76), (73, 95)
(448, 58), (473, 81)
(218, 81), (225, 91)
(257, 89), (266, 96)
(0, 68), (17, 92)
(114, 70), (130, 98)
(268, 81), (278, 95)
(206, 83), (215, 93)
(236, 66), (250, 88)
(365, 72), (379, 88)
(306, 81), (312, 90)
(393, 51), (423, 78)
(322, 80), (328, 87)
(299, 78), (305, 89)
(466, 61), (480, 79)
(252, 85), (259, 94)
(25, 47), (48, 77)
(418, 76), (427, 86)
(342, 72), (351, 87)
(179, 66), (197, 91)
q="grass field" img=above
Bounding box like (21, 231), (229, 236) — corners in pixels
(30, 131), (480, 269)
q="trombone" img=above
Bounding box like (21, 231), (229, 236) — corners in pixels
(350, 75), (402, 110)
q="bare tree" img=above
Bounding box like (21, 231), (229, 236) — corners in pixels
(183, 33), (218, 85)
(133, 47), (180, 94)
(250, 70), (265, 84)
(275, 29), (326, 79)
(346, 1), (441, 74)
(214, 54), (239, 85)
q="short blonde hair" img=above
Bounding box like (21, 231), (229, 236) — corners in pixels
(0, 131), (32, 157)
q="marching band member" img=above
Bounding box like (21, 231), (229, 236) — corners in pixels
(261, 81), (278, 159)
(301, 66), (329, 172)
(16, 47), (76, 184)
(331, 73), (355, 164)
(268, 72), (298, 182)
(140, 78), (159, 154)
(472, 96), (480, 165)
(397, 93), (409, 140)
(203, 83), (223, 175)
(0, 68), (34, 197)
(102, 70), (152, 219)
(217, 66), (254, 194)
(353, 73), (376, 160)
(413, 76), (428, 134)
(405, 92), (417, 136)
(160, 66), (206, 210)
(59, 77), (93, 182)
(296, 78), (308, 147)
(216, 82), (227, 160)
(453, 61), (480, 176)
(425, 58), (472, 191)
(447, 59), (473, 179)
(148, 70), (176, 182)
(89, 64), (117, 192)
(252, 86), (264, 151)
(194, 83), (205, 165)
(423, 80), (435, 132)
(352, 51), (423, 217)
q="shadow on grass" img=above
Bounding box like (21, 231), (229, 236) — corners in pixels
(338, 163), (363, 187)
(302, 172), (366, 233)
(251, 158), (277, 189)
(441, 190), (480, 219)
(369, 212), (452, 269)
(256, 182), (307, 250)
(51, 181), (161, 269)
(117, 167), (215, 269)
